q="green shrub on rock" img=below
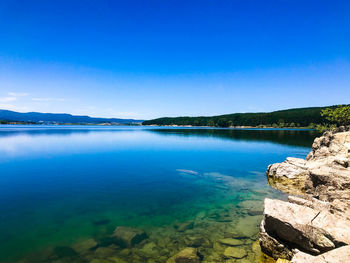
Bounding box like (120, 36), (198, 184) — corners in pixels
(321, 105), (350, 126)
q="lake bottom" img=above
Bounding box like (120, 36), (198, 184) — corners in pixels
(17, 171), (283, 263)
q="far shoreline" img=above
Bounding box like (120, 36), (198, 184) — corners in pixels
(0, 123), (316, 130)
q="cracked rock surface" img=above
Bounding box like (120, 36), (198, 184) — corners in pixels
(260, 127), (350, 262)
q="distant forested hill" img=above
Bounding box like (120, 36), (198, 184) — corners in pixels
(142, 106), (342, 127)
(0, 109), (143, 124)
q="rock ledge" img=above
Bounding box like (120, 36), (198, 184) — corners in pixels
(260, 127), (350, 262)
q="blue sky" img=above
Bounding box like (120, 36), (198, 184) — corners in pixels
(0, 0), (349, 119)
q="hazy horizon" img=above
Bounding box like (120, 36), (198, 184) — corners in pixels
(1, 0), (349, 119)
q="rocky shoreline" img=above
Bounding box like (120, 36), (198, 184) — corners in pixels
(260, 126), (350, 262)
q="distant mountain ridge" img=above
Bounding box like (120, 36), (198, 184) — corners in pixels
(0, 109), (143, 124)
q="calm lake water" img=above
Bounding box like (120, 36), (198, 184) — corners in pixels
(0, 126), (318, 263)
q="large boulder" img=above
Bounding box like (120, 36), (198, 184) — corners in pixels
(261, 198), (350, 255)
(292, 245), (350, 263)
(267, 129), (350, 200)
(259, 220), (294, 260)
(307, 128), (350, 161)
(261, 128), (350, 261)
(112, 226), (147, 247)
(266, 157), (308, 195)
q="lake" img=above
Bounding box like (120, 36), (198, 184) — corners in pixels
(0, 126), (318, 263)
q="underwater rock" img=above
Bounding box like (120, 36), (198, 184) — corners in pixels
(107, 256), (128, 263)
(223, 246), (247, 259)
(216, 215), (232, 222)
(112, 226), (147, 247)
(237, 200), (264, 216)
(90, 259), (112, 263)
(250, 240), (264, 262)
(72, 238), (97, 254)
(185, 236), (209, 248)
(170, 247), (200, 263)
(235, 215), (261, 238)
(118, 248), (131, 256)
(175, 221), (194, 232)
(94, 245), (119, 258)
(137, 242), (159, 258)
(218, 238), (245, 246)
(212, 241), (225, 254)
(46, 246), (79, 262)
(202, 251), (222, 262)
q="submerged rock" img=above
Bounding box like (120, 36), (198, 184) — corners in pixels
(218, 238), (245, 246)
(107, 257), (128, 263)
(53, 246), (78, 258)
(235, 215), (261, 238)
(137, 242), (159, 258)
(94, 245), (119, 258)
(44, 246), (80, 263)
(72, 238), (97, 254)
(185, 236), (209, 248)
(223, 246), (247, 259)
(171, 247), (200, 263)
(175, 221), (194, 232)
(112, 226), (147, 247)
(90, 259), (111, 263)
(237, 200), (264, 216)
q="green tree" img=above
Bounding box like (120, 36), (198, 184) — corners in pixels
(308, 123), (316, 129)
(207, 119), (215, 126)
(321, 105), (350, 126)
(217, 118), (230, 127)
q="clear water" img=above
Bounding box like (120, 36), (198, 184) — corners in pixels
(0, 126), (318, 263)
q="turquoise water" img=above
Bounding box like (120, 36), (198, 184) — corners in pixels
(0, 126), (318, 263)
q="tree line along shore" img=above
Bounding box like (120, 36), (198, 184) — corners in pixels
(142, 105), (350, 129)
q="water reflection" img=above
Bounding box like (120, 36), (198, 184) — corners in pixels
(0, 125), (319, 147)
(148, 128), (319, 147)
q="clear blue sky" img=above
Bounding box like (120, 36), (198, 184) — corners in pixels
(0, 0), (349, 119)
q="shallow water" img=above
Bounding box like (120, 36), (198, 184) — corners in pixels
(0, 126), (318, 262)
